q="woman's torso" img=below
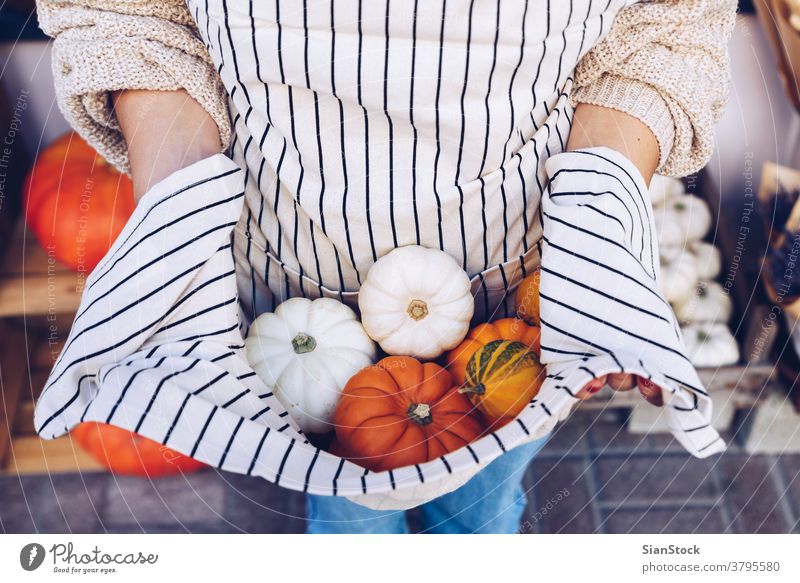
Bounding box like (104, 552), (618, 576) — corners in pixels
(186, 0), (636, 322)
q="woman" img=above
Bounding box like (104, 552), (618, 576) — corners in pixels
(35, 0), (736, 533)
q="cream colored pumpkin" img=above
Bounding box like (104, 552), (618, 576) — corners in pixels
(654, 193), (712, 247)
(358, 245), (475, 359)
(664, 194), (713, 241)
(675, 281), (732, 324)
(658, 245), (699, 305)
(245, 297), (377, 433)
(649, 174), (684, 207)
(654, 210), (687, 247)
(691, 240), (722, 280)
(681, 322), (739, 368)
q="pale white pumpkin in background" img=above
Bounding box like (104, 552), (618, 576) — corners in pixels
(691, 240), (723, 280)
(654, 208), (688, 247)
(245, 297), (377, 434)
(658, 245), (699, 305)
(358, 245), (474, 359)
(662, 194), (713, 242)
(681, 322), (740, 368)
(648, 174), (684, 207)
(674, 281), (733, 324)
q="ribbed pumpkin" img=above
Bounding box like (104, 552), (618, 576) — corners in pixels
(71, 422), (205, 477)
(444, 318), (541, 384)
(515, 270), (541, 326)
(333, 356), (484, 472)
(24, 132), (135, 272)
(460, 340), (545, 423)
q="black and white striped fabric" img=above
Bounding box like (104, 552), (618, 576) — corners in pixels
(539, 147), (725, 457)
(189, 0), (641, 325)
(32, 154), (559, 510)
(34, 149), (722, 512)
(34, 0), (724, 510)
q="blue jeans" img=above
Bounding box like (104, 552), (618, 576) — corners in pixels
(305, 434), (550, 533)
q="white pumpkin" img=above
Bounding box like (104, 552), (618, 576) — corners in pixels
(658, 245), (699, 305)
(654, 209), (687, 247)
(691, 240), (722, 280)
(245, 297), (377, 434)
(358, 245), (474, 359)
(649, 174), (684, 207)
(664, 194), (713, 241)
(674, 281), (733, 324)
(681, 322), (739, 368)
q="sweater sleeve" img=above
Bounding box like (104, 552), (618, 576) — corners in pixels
(36, 0), (231, 174)
(571, 0), (738, 177)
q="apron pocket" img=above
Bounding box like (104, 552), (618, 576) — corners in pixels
(468, 245), (541, 324)
(235, 230), (361, 313)
(239, 230), (541, 325)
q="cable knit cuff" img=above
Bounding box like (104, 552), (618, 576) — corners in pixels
(571, 74), (676, 175)
(46, 10), (232, 175)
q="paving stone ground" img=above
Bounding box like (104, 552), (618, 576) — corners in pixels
(2, 409), (798, 534)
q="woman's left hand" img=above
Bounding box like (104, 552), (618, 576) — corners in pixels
(576, 375), (663, 406)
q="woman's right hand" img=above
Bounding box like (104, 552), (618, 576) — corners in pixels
(112, 89), (223, 202)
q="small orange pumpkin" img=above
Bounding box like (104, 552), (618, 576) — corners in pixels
(332, 356), (483, 472)
(460, 340), (545, 423)
(71, 422), (205, 477)
(24, 132), (135, 272)
(444, 317), (541, 384)
(515, 270), (541, 326)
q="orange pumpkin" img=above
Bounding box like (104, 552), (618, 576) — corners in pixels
(24, 132), (135, 272)
(71, 422), (205, 477)
(515, 270), (541, 326)
(332, 356), (483, 472)
(460, 340), (545, 424)
(444, 317), (540, 384)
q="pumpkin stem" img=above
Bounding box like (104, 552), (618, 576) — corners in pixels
(406, 299), (429, 321)
(458, 383), (486, 396)
(407, 402), (433, 425)
(291, 332), (317, 354)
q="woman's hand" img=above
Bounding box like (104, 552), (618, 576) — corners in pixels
(565, 103), (664, 407)
(576, 375), (664, 406)
(112, 89), (223, 202)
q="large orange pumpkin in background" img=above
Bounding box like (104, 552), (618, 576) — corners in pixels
(71, 422), (205, 477)
(444, 317), (541, 385)
(24, 132), (135, 272)
(333, 357), (484, 472)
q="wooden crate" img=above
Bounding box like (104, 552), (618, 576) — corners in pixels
(0, 219), (84, 317)
(0, 320), (104, 475)
(0, 220), (102, 475)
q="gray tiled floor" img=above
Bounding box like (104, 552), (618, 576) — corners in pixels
(2, 409), (798, 534)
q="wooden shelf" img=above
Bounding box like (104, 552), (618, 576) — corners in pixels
(0, 224), (91, 474)
(0, 323), (101, 475)
(3, 435), (104, 475)
(0, 220), (83, 317)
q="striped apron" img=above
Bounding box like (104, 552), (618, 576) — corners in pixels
(191, 0), (638, 325)
(35, 0), (724, 511)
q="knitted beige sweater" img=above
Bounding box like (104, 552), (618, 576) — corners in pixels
(36, 0), (737, 178)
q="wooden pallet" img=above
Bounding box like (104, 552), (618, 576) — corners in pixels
(0, 221), (102, 475)
(0, 220), (84, 318)
(0, 320), (104, 475)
